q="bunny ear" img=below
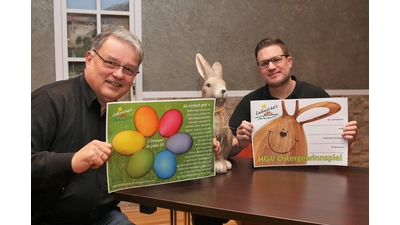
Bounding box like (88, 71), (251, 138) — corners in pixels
(212, 62), (223, 78)
(196, 53), (214, 80)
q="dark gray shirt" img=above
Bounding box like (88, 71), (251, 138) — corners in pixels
(31, 75), (118, 224)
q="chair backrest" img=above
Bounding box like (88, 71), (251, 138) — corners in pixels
(236, 143), (253, 158)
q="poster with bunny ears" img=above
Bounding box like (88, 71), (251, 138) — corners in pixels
(250, 98), (348, 167)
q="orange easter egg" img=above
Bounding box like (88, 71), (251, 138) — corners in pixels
(134, 105), (159, 137)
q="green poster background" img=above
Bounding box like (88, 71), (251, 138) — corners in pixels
(106, 98), (216, 192)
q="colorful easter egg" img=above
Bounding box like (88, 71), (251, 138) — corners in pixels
(158, 109), (183, 138)
(126, 149), (154, 178)
(134, 105), (159, 137)
(165, 132), (193, 155)
(154, 150), (177, 179)
(112, 130), (146, 156)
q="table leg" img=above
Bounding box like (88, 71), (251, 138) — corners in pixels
(184, 212), (191, 225)
(169, 210), (191, 225)
(170, 209), (177, 225)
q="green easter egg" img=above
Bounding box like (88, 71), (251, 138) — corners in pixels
(126, 149), (154, 178)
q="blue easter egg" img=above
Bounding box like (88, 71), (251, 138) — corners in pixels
(154, 150), (177, 179)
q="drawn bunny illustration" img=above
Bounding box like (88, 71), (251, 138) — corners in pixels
(253, 100), (341, 166)
(196, 53), (233, 173)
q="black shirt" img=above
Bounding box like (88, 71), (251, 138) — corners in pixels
(229, 76), (330, 136)
(31, 75), (118, 224)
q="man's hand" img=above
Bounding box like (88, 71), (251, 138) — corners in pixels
(342, 121), (358, 154)
(213, 138), (222, 160)
(71, 140), (112, 173)
(342, 121), (358, 142)
(236, 120), (254, 149)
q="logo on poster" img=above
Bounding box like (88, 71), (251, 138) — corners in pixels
(112, 107), (133, 121)
(254, 103), (279, 121)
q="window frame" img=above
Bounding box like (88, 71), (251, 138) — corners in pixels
(53, 0), (143, 100)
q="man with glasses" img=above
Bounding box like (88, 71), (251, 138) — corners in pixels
(192, 37), (358, 225)
(31, 26), (143, 225)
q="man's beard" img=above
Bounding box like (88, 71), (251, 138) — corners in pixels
(268, 74), (290, 88)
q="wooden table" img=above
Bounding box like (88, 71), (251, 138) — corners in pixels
(114, 157), (369, 225)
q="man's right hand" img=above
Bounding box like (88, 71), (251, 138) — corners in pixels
(71, 140), (112, 173)
(236, 120), (253, 148)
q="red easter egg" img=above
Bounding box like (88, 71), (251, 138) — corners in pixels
(158, 109), (183, 138)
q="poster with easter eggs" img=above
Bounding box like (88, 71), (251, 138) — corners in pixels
(250, 98), (349, 167)
(106, 98), (216, 192)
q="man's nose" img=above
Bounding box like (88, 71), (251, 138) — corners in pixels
(267, 61), (277, 69)
(113, 66), (125, 78)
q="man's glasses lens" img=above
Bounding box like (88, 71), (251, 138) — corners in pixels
(257, 55), (288, 68)
(92, 49), (138, 76)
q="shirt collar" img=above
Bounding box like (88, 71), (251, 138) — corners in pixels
(264, 75), (299, 99)
(79, 74), (99, 109)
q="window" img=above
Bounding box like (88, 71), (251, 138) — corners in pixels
(53, 0), (142, 100)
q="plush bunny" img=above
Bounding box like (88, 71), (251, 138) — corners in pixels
(196, 53), (233, 174)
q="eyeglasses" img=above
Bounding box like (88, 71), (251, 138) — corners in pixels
(257, 55), (289, 69)
(92, 49), (139, 76)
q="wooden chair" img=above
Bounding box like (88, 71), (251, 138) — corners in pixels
(235, 143), (253, 158)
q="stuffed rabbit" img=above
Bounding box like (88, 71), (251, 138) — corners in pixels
(196, 53), (233, 174)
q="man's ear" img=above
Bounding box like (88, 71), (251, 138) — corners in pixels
(287, 55), (293, 68)
(86, 50), (94, 66)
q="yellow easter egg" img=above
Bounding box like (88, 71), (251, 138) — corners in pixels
(112, 130), (146, 155)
